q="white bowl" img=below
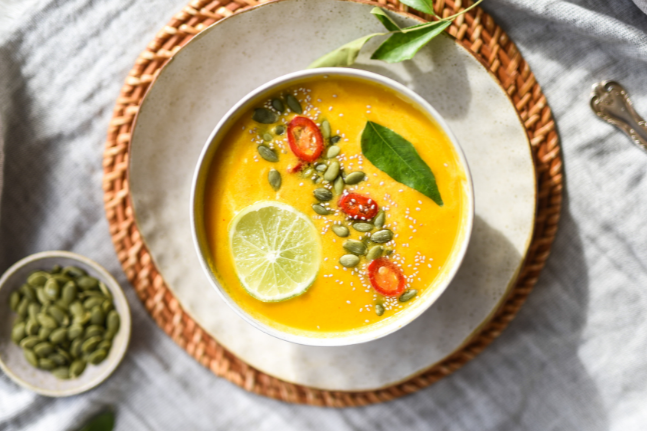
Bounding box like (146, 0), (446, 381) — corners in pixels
(191, 68), (474, 347)
(0, 251), (131, 397)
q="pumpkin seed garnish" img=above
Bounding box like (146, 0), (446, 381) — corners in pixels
(366, 245), (384, 261)
(323, 160), (340, 181)
(375, 304), (385, 316)
(312, 204), (332, 215)
(315, 163), (328, 172)
(257, 145), (279, 162)
(399, 290), (418, 302)
(330, 136), (341, 144)
(271, 98), (285, 113)
(352, 222), (374, 232)
(373, 211), (385, 228)
(252, 107), (278, 124)
(275, 125), (285, 135)
(52, 367), (70, 380)
(326, 145), (340, 158)
(314, 188), (333, 202)
(321, 120), (331, 139)
(343, 239), (367, 256)
(268, 169), (281, 191)
(333, 176), (344, 195)
(331, 225), (350, 238)
(285, 94), (302, 114)
(339, 254), (360, 268)
(371, 229), (393, 243)
(263, 133), (273, 142)
(344, 171), (366, 185)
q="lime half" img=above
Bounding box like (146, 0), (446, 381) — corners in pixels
(228, 201), (322, 302)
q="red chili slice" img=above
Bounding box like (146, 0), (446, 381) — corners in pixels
(286, 161), (304, 173)
(287, 116), (324, 162)
(367, 258), (406, 296)
(337, 193), (379, 220)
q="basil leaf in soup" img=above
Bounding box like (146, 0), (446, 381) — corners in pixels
(361, 121), (443, 206)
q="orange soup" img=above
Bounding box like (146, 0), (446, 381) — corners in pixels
(202, 76), (469, 336)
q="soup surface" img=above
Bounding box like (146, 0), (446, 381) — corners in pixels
(202, 76), (468, 336)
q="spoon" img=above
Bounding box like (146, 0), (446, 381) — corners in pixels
(591, 81), (647, 153)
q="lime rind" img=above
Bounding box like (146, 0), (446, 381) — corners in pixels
(229, 201), (322, 302)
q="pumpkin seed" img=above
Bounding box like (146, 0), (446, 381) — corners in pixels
(102, 300), (114, 313)
(77, 276), (98, 290)
(352, 222), (374, 232)
(107, 311), (120, 334)
(49, 327), (68, 345)
(275, 125), (285, 135)
(17, 297), (30, 317)
(70, 359), (86, 378)
(11, 322), (26, 344)
(37, 313), (57, 329)
(313, 188), (333, 202)
(268, 169), (281, 191)
(67, 324), (84, 340)
(373, 211), (385, 228)
(302, 168), (314, 178)
(48, 305), (69, 326)
(50, 264), (61, 273)
(267, 98), (283, 113)
(36, 287), (50, 305)
(19, 284), (36, 302)
(38, 357), (56, 370)
(312, 204), (332, 216)
(98, 282), (112, 300)
(326, 145), (340, 158)
(252, 107), (277, 124)
(371, 229), (393, 244)
(49, 353), (68, 366)
(85, 325), (104, 339)
(343, 239), (367, 256)
(315, 163), (327, 172)
(80, 290), (105, 299)
(38, 327), (53, 340)
(344, 171), (366, 185)
(56, 348), (72, 363)
(399, 290), (418, 302)
(27, 272), (49, 287)
(339, 254), (360, 268)
(323, 160), (340, 181)
(20, 336), (41, 349)
(82, 336), (102, 353)
(52, 274), (72, 285)
(71, 339), (83, 358)
(257, 145), (278, 162)
(26, 319), (40, 336)
(34, 342), (54, 357)
(375, 304), (385, 316)
(69, 301), (84, 317)
(61, 281), (77, 305)
(330, 136), (341, 144)
(28, 303), (40, 322)
(285, 94), (302, 114)
(24, 349), (38, 367)
(83, 297), (104, 310)
(52, 367), (70, 380)
(333, 176), (344, 195)
(62, 266), (86, 278)
(9, 291), (21, 311)
(331, 225), (349, 237)
(44, 278), (60, 300)
(97, 340), (112, 351)
(385, 249), (394, 256)
(320, 119), (331, 139)
(87, 349), (108, 365)
(263, 133), (273, 142)
(366, 245), (384, 261)
(74, 312), (91, 326)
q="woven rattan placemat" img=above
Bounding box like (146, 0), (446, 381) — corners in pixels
(102, 0), (562, 406)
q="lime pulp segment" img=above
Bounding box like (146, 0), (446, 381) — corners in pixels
(228, 201), (322, 302)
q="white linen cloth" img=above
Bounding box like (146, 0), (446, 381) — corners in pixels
(1, 0), (647, 429)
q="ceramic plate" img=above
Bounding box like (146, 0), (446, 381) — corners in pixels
(0, 251), (131, 397)
(128, 0), (536, 391)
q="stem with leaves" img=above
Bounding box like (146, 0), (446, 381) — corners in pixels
(308, 0), (484, 68)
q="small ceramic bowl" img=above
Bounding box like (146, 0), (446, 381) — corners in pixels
(191, 68), (474, 347)
(0, 251), (131, 397)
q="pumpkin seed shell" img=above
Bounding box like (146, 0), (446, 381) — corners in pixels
(366, 245), (384, 261)
(343, 239), (367, 256)
(373, 211), (385, 228)
(370, 229), (393, 244)
(352, 222), (374, 232)
(312, 204), (332, 216)
(271, 98), (285, 113)
(313, 188), (333, 202)
(331, 225), (349, 237)
(323, 160), (340, 181)
(344, 171), (366, 185)
(257, 145), (279, 162)
(333, 176), (344, 195)
(339, 254), (360, 268)
(326, 145), (340, 158)
(252, 107), (278, 124)
(321, 120), (331, 139)
(268, 169), (281, 191)
(285, 94), (302, 114)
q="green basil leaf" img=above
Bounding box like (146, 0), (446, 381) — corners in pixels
(398, 0), (435, 15)
(370, 20), (451, 63)
(77, 410), (115, 431)
(370, 7), (400, 31)
(361, 121), (443, 206)
(308, 33), (385, 68)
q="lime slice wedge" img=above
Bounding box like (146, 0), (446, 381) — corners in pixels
(229, 201), (322, 302)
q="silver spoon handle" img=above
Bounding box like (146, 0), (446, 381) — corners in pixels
(591, 81), (647, 152)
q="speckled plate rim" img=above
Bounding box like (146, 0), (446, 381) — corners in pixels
(0, 251), (132, 397)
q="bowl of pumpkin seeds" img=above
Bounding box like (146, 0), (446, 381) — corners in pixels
(0, 251), (131, 397)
